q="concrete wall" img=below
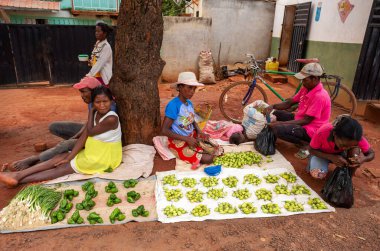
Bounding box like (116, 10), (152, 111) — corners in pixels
(161, 17), (212, 82)
(203, 0), (276, 65)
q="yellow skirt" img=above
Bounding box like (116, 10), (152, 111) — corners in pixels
(71, 137), (122, 174)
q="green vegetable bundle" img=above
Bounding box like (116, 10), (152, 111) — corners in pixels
(14, 185), (62, 219)
(107, 193), (122, 207)
(123, 179), (138, 188)
(105, 181), (118, 193)
(87, 212), (103, 224)
(109, 208), (126, 224)
(67, 210), (84, 224)
(132, 205), (149, 217)
(126, 190), (141, 203)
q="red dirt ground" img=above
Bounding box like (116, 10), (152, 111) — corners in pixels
(0, 80), (379, 250)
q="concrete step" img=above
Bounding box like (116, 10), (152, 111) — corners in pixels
(364, 103), (380, 123)
(263, 73), (288, 83)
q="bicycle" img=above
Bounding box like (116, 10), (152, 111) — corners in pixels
(219, 54), (357, 123)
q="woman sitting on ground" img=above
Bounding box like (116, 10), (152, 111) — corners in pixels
(307, 115), (375, 179)
(0, 86), (122, 187)
(161, 72), (220, 169)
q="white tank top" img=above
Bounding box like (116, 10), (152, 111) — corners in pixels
(92, 111), (122, 143)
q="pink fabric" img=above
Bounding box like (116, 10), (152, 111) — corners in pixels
(292, 82), (331, 138)
(310, 124), (371, 153)
(203, 120), (243, 141)
(153, 136), (176, 160)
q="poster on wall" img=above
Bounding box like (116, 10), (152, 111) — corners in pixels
(338, 0), (354, 23)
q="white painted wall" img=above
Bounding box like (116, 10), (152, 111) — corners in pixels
(203, 0), (276, 64)
(272, 0), (373, 44)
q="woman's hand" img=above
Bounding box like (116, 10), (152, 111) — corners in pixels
(55, 158), (69, 167)
(186, 137), (198, 148)
(329, 155), (349, 167)
(348, 153), (366, 168)
(198, 132), (210, 141)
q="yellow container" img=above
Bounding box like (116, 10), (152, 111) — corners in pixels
(265, 59), (279, 71)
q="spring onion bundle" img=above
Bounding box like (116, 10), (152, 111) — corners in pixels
(0, 185), (62, 230)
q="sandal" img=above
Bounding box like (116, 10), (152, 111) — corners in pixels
(294, 149), (310, 160)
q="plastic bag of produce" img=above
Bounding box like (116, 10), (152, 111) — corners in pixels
(254, 126), (276, 155)
(322, 166), (354, 208)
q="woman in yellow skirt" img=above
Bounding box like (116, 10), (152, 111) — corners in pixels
(0, 86), (122, 187)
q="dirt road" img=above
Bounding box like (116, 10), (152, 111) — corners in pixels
(0, 81), (379, 250)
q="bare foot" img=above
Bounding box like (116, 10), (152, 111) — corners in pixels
(0, 172), (19, 187)
(10, 156), (39, 171)
(1, 163), (9, 172)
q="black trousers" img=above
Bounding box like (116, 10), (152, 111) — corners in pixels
(272, 110), (311, 145)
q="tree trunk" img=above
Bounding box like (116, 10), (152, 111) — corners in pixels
(110, 0), (165, 145)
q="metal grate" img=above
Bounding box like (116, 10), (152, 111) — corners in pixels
(287, 2), (312, 72)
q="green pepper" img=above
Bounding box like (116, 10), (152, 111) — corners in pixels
(111, 187), (118, 193)
(67, 218), (75, 224)
(110, 194), (117, 200)
(103, 167), (113, 173)
(65, 189), (74, 196)
(85, 193), (92, 201)
(76, 203), (83, 210)
(60, 199), (68, 209)
(110, 208), (121, 221)
(137, 205), (145, 215)
(51, 211), (58, 218)
(107, 200), (114, 207)
(88, 200), (95, 207)
(68, 195), (73, 201)
(57, 211), (65, 221)
(51, 217), (58, 224)
(71, 210), (80, 222)
(97, 218), (103, 224)
(127, 191), (136, 197)
(77, 217), (84, 224)
(88, 212), (100, 219)
(114, 198), (122, 204)
(89, 219), (96, 224)
(132, 209), (139, 217)
(110, 219), (115, 224)
(117, 214), (126, 221)
(82, 181), (93, 191)
(123, 180), (130, 188)
(65, 202), (73, 212)
(109, 181), (116, 188)
(134, 193), (141, 200)
(73, 190), (79, 197)
(142, 211), (149, 217)
(127, 197), (135, 203)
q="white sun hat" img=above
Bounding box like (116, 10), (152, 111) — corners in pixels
(171, 72), (204, 88)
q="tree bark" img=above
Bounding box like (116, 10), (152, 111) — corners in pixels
(110, 0), (165, 145)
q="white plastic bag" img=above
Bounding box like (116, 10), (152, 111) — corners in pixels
(242, 100), (276, 139)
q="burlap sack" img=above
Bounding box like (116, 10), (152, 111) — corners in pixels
(199, 50), (216, 84)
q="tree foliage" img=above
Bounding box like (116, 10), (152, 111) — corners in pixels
(162, 0), (186, 16)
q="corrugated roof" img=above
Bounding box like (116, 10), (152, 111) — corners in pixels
(0, 0), (60, 11)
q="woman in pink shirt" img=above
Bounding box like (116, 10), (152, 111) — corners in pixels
(307, 116), (375, 179)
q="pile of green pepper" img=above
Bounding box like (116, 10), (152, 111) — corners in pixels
(126, 190), (141, 203)
(131, 205), (149, 217)
(50, 198), (73, 224)
(123, 179), (138, 188)
(109, 208), (126, 224)
(76, 181), (97, 211)
(67, 210), (84, 224)
(63, 189), (79, 201)
(107, 193), (122, 207)
(105, 181), (118, 193)
(87, 212), (103, 224)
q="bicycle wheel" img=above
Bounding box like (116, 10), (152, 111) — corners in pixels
(219, 81), (268, 123)
(322, 81), (357, 117)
